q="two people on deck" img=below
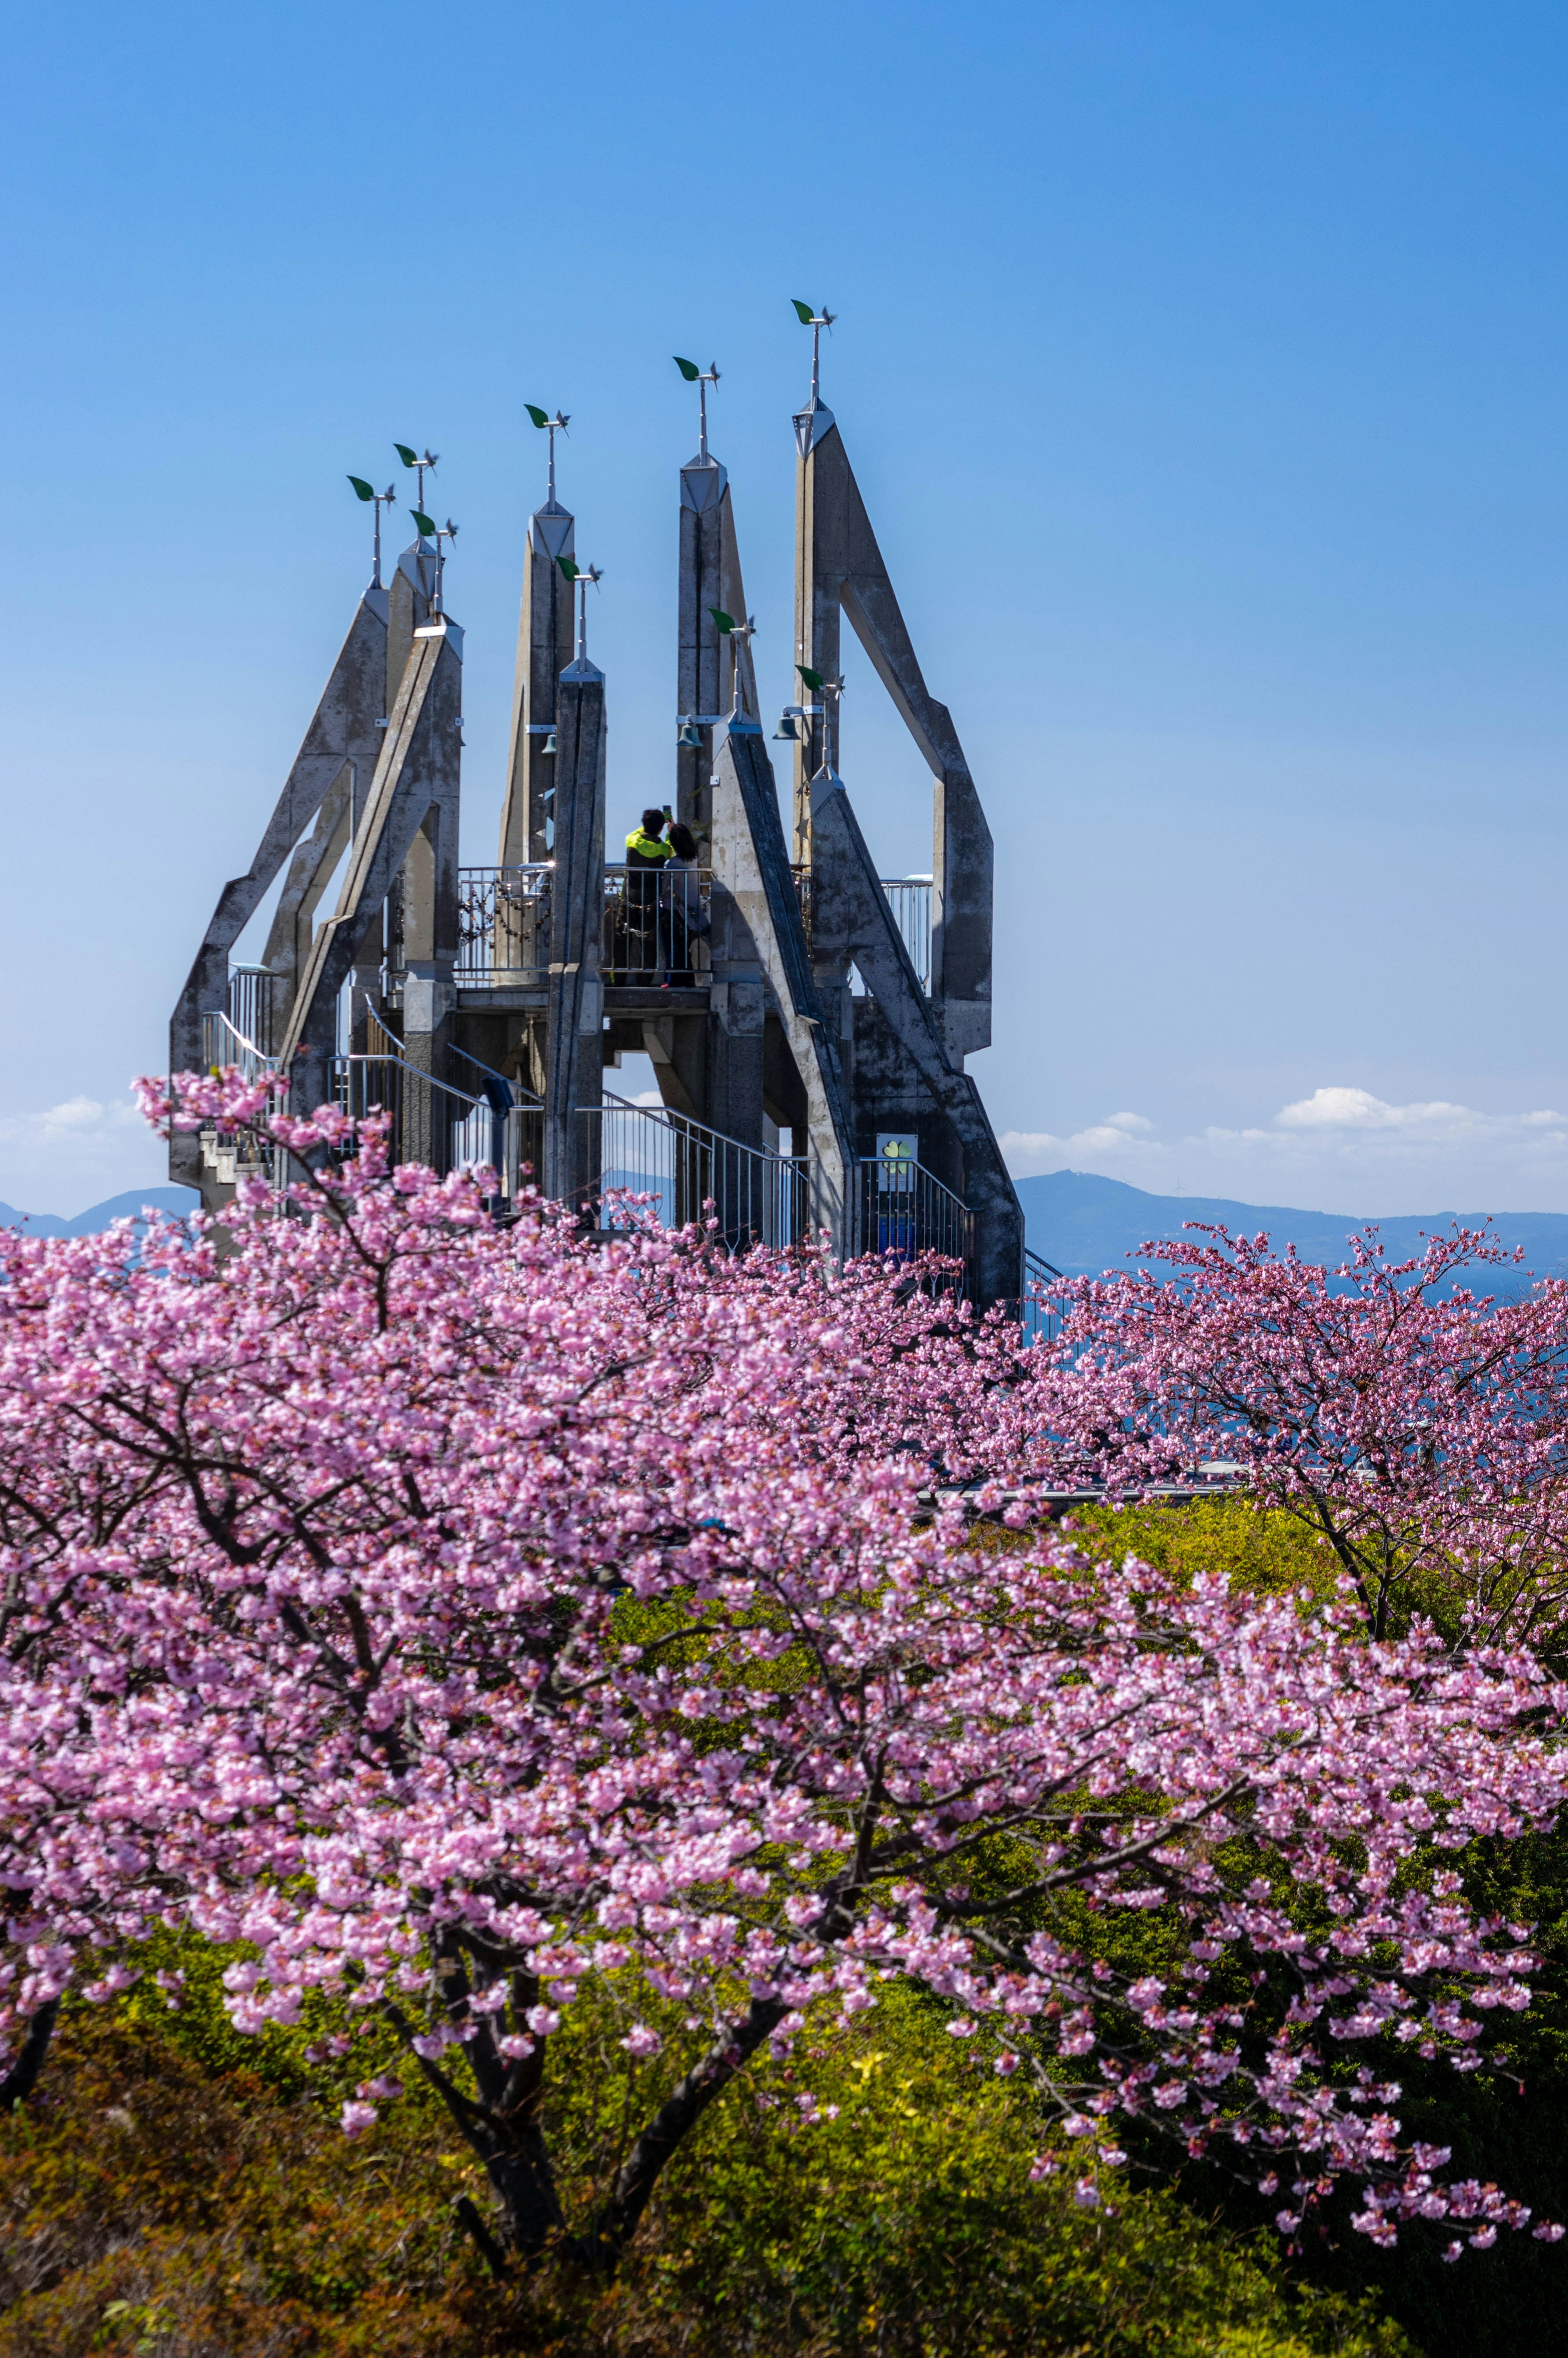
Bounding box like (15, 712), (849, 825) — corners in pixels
(622, 808), (707, 985)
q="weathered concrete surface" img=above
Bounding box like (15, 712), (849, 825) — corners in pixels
(809, 766), (1022, 1307)
(167, 585), (389, 1182)
(498, 499), (575, 867)
(541, 664), (606, 1205)
(276, 618), (464, 1136)
(678, 458), (758, 837)
(793, 420), (991, 1062)
(710, 729), (853, 1240)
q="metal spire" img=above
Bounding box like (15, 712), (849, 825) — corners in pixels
(526, 405), (570, 507)
(431, 520), (458, 616)
(347, 476), (397, 588)
(559, 555), (602, 664)
(674, 358), (721, 461)
(724, 612), (757, 721)
(790, 301), (837, 456)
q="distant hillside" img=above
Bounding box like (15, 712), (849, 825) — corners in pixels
(0, 1185), (200, 1238)
(1018, 1169), (1568, 1283)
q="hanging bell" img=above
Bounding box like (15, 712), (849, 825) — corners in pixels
(677, 720), (704, 749)
(773, 711), (800, 742)
(541, 730), (557, 757)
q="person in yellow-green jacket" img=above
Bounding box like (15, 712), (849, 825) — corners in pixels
(623, 807), (673, 978)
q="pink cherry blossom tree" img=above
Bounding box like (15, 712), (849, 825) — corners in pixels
(1026, 1224), (1568, 1643)
(1, 1076), (1566, 2272)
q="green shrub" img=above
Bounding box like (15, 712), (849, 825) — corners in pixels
(0, 1969), (1411, 2357)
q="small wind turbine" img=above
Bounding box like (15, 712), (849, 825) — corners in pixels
(791, 299), (836, 407)
(557, 553), (603, 664)
(709, 606), (758, 720)
(674, 356), (721, 462)
(394, 443), (439, 516)
(347, 475), (397, 588)
(525, 404), (570, 504)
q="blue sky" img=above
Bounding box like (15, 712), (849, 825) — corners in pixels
(3, 1), (1566, 1215)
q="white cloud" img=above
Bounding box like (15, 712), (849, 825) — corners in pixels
(0, 1095), (143, 1149)
(1274, 1086), (1568, 1142)
(1000, 1113), (1160, 1177)
(0, 1093), (163, 1216)
(1001, 1084), (1568, 1207)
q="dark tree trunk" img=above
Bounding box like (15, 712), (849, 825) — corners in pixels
(0, 1999), (58, 2111)
(594, 1993), (788, 2260)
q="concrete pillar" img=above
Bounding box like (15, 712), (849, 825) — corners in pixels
(499, 498), (575, 868)
(541, 661), (606, 1205)
(709, 726), (854, 1253)
(678, 457), (757, 838)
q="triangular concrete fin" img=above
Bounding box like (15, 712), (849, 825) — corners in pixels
(169, 588), (389, 1075)
(278, 623), (463, 1077)
(808, 769), (1021, 1302)
(795, 421), (993, 1056)
(262, 766), (354, 1029)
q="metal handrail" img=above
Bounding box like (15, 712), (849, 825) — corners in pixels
(451, 863), (715, 989)
(448, 1038), (543, 1110)
(1021, 1247), (1069, 1347)
(584, 1091), (808, 1251)
(790, 870), (933, 993)
(202, 1009), (278, 1083)
(877, 876), (933, 993)
(849, 1151), (973, 1279)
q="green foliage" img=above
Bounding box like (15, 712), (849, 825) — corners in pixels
(1062, 1495), (1344, 1604)
(0, 1969), (1410, 2357)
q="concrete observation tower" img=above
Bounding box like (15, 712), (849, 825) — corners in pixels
(170, 315), (1029, 1307)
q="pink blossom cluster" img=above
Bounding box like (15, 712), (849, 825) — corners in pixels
(1022, 1222), (1568, 1642)
(0, 1075), (1565, 2255)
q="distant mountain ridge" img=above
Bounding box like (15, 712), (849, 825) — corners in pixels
(1017, 1170), (1568, 1283)
(7, 1173), (1568, 1286)
(0, 1186), (200, 1239)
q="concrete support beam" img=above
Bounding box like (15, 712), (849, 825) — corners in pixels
(277, 617), (465, 1136)
(809, 767), (1022, 1306)
(678, 458), (757, 837)
(710, 728), (854, 1247)
(541, 661), (606, 1205)
(793, 419), (992, 1060)
(498, 500), (575, 867)
(168, 586), (388, 1181)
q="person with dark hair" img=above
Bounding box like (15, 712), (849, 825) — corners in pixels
(622, 808), (673, 980)
(661, 820), (709, 986)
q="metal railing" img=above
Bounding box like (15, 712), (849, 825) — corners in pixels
(1020, 1247), (1069, 1347)
(197, 1009), (279, 1187)
(848, 1150), (973, 1275)
(603, 864), (711, 986)
(452, 864), (714, 989)
(878, 877), (933, 992)
(458, 864), (553, 984)
(226, 965), (278, 1057)
(791, 869), (933, 993)
(585, 1092), (809, 1252)
(202, 1007), (278, 1084)
(330, 1051), (526, 1184)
